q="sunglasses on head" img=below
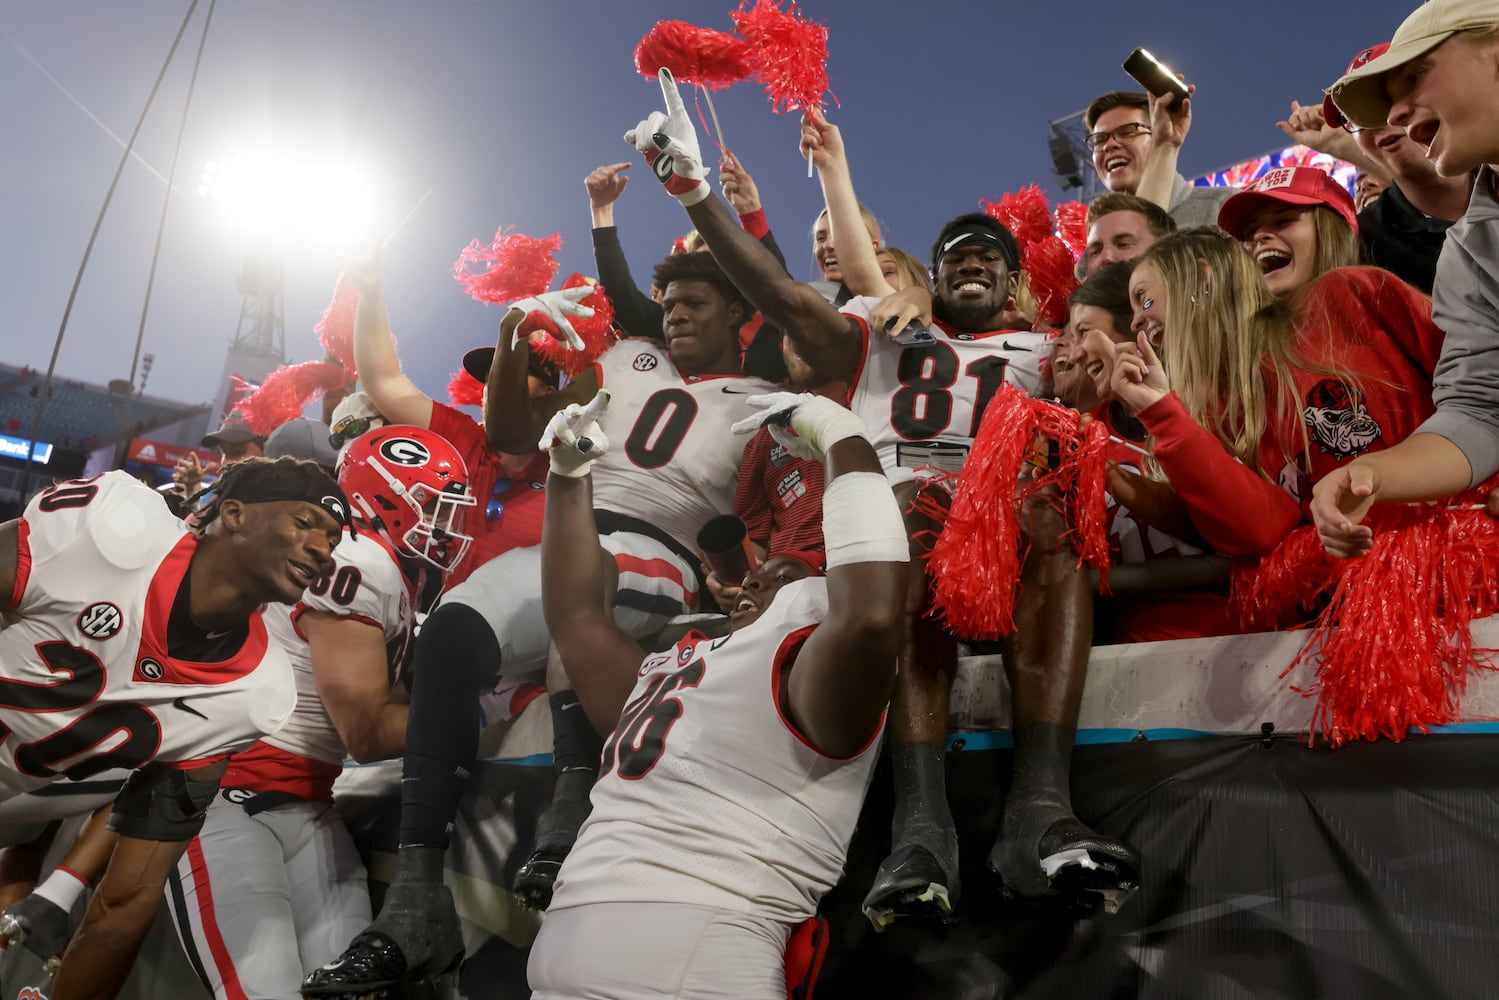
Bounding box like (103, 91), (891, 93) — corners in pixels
(329, 415), (381, 450)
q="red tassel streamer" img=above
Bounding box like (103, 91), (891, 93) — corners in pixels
(1234, 485), (1499, 746)
(731, 0), (832, 114)
(236, 361), (349, 435)
(635, 20), (754, 89)
(1231, 526), (1336, 630)
(981, 186), (1054, 251)
(453, 229), (562, 306)
(1055, 200), (1088, 259)
(1021, 236), (1079, 330)
(313, 275), (359, 378)
(926, 385), (1112, 639)
(447, 370), (485, 408)
(518, 274), (618, 379)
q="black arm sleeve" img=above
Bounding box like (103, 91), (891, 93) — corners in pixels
(591, 226), (665, 343)
(759, 227), (791, 277)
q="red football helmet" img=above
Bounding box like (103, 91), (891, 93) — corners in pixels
(338, 425), (476, 573)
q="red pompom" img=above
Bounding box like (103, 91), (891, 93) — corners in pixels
(926, 386), (1111, 638)
(1022, 236), (1080, 330)
(1231, 526), (1335, 630)
(518, 274), (619, 379)
(1055, 200), (1088, 259)
(981, 186), (1054, 250)
(636, 20), (754, 89)
(447, 370), (485, 408)
(313, 274), (359, 379)
(236, 361), (348, 436)
(1236, 486), (1499, 746)
(453, 229), (562, 306)
(731, 0), (831, 114)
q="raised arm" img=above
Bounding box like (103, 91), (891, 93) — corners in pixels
(733, 394), (907, 757)
(720, 150), (791, 275)
(345, 254), (434, 428)
(587, 162), (667, 342)
(626, 69), (861, 385)
(1275, 100), (1388, 183)
(484, 290), (601, 454)
(303, 611), (407, 763)
(1135, 87), (1193, 213)
(538, 393), (646, 730)
(803, 109), (894, 299)
(51, 760), (226, 1000)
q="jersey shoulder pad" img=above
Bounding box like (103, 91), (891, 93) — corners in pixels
(26, 472), (184, 571)
(299, 531), (404, 623)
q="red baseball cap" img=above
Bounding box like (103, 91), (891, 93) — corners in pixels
(1321, 44), (1389, 129)
(1216, 166), (1359, 240)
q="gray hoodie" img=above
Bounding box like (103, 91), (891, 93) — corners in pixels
(1419, 167), (1499, 487)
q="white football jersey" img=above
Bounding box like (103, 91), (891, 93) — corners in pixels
(259, 528), (420, 767)
(589, 341), (777, 552)
(549, 577), (882, 923)
(841, 297), (1049, 475)
(0, 473), (295, 802)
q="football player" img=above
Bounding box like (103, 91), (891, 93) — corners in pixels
(0, 458), (347, 1000)
(167, 427), (473, 1000)
(527, 389), (906, 998)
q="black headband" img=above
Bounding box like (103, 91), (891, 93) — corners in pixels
(933, 225), (1020, 271)
(214, 471), (351, 530)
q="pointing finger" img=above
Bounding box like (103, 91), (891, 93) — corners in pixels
(658, 67), (688, 120)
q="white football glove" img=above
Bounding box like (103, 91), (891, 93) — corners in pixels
(509, 285), (595, 351)
(730, 392), (869, 461)
(624, 68), (711, 207)
(540, 390), (611, 477)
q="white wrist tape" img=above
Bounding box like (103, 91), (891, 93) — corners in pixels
(821, 472), (910, 569)
(33, 867), (87, 913)
(787, 395), (868, 456)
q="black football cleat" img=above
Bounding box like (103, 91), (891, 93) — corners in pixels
(512, 768), (594, 912)
(861, 841), (961, 931)
(990, 811), (1141, 913)
(301, 884), (463, 998)
(512, 847), (568, 913)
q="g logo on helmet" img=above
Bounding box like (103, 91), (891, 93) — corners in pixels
(377, 438), (432, 467)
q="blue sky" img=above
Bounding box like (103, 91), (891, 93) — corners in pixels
(0, 0), (1421, 410)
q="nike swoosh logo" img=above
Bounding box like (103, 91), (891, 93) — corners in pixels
(172, 697), (208, 720)
(1001, 340), (1034, 352)
(720, 386), (755, 394)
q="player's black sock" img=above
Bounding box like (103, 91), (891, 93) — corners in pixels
(399, 602), (500, 852)
(990, 721), (1078, 894)
(535, 690), (601, 851)
(888, 741), (956, 852)
(1007, 721), (1073, 806)
(549, 689), (602, 773)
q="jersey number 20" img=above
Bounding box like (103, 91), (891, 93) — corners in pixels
(0, 642), (159, 779)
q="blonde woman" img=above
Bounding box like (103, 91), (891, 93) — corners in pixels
(1106, 227), (1442, 557)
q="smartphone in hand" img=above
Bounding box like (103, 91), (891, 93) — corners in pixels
(1124, 48), (1191, 102)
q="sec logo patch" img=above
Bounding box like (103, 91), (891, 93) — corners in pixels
(77, 602), (123, 640)
(632, 353), (658, 372)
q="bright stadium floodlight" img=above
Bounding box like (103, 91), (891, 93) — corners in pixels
(200, 151), (374, 248)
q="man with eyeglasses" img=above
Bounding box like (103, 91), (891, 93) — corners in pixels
(1084, 91), (1236, 228)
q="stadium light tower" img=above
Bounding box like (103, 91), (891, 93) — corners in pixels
(1048, 110), (1108, 201)
(199, 152), (374, 419)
